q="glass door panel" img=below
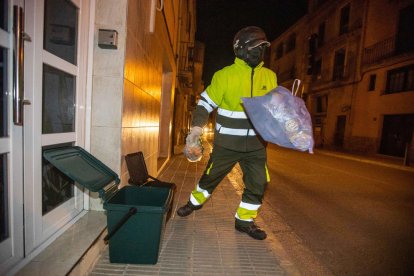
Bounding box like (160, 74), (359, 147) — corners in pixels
(42, 64), (76, 134)
(1, 46), (7, 137)
(0, 0), (10, 258)
(0, 0), (7, 30)
(0, 44), (6, 244)
(43, 0), (78, 65)
(0, 23), (7, 245)
(42, 143), (74, 215)
(0, 154), (8, 243)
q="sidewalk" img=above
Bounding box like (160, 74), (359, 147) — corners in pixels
(89, 142), (412, 276)
(89, 142), (300, 276)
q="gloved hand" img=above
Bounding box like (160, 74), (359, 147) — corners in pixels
(184, 126), (204, 162)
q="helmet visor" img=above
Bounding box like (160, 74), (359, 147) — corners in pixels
(247, 40), (270, 50)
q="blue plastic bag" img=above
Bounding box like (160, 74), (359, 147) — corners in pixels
(242, 85), (314, 153)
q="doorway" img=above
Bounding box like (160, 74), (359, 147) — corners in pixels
(380, 114), (414, 157)
(0, 0), (90, 273)
(334, 115), (346, 147)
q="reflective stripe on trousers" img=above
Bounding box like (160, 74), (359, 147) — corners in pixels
(235, 201), (261, 222)
(190, 183), (211, 206)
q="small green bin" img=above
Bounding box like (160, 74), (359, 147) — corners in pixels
(43, 146), (173, 265)
(104, 185), (172, 264)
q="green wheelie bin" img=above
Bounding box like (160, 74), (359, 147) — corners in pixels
(43, 146), (174, 264)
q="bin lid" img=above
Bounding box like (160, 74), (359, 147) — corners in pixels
(43, 146), (120, 197)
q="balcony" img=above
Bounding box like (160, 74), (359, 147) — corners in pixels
(362, 35), (414, 66)
(178, 41), (194, 76)
(177, 41), (195, 90)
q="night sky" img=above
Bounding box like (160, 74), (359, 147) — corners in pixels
(196, 0), (308, 86)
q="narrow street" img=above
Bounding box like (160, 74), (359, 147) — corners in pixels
(259, 144), (414, 275)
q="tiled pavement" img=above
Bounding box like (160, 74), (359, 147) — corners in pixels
(89, 141), (298, 275)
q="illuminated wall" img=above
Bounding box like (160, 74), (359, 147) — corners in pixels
(122, 0), (177, 184)
(90, 0), (179, 209)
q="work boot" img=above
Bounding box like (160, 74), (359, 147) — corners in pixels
(235, 223), (267, 240)
(176, 201), (202, 217)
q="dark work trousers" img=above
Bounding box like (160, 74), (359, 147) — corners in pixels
(190, 144), (269, 226)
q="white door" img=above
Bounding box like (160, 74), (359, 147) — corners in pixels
(23, 0), (88, 254)
(0, 0), (90, 272)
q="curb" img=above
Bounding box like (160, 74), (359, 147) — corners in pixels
(315, 150), (414, 173)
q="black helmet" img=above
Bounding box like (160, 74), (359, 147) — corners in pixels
(233, 26), (270, 62)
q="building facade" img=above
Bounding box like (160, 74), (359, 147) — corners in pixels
(173, 2), (205, 147)
(0, 0), (200, 274)
(270, 0), (414, 157)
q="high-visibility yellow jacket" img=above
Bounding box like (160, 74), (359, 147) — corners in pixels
(193, 57), (277, 152)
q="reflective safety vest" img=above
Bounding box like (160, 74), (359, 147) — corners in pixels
(192, 57), (277, 152)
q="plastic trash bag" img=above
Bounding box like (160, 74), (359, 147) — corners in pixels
(242, 84), (314, 153)
(183, 138), (204, 162)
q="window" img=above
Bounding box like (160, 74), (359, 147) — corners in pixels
(315, 95), (328, 113)
(385, 64), (414, 94)
(333, 48), (346, 81)
(396, 4), (414, 54)
(286, 33), (296, 53)
(318, 22), (325, 47)
(307, 34), (318, 75)
(368, 74), (376, 91)
(312, 58), (322, 80)
(276, 43), (283, 58)
(339, 4), (350, 35)
(309, 34), (317, 54)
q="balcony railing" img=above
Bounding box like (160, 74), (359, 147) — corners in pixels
(178, 41), (194, 74)
(362, 36), (413, 65)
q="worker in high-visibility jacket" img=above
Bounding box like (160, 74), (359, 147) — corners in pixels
(177, 26), (277, 240)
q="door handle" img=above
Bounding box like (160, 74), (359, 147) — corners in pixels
(12, 5), (25, 126)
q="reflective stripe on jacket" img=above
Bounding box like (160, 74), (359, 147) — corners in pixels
(192, 57), (277, 152)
